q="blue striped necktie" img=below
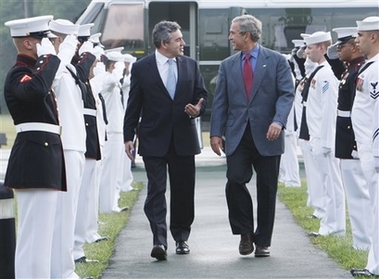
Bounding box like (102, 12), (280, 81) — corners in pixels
(166, 59), (176, 99)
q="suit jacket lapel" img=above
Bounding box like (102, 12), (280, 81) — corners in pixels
(251, 47), (268, 102)
(146, 54), (171, 96)
(231, 53), (247, 102)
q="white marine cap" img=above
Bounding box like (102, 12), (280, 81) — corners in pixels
(89, 32), (104, 47)
(291, 39), (305, 48)
(356, 16), (379, 31)
(106, 51), (124, 62)
(123, 53), (137, 63)
(5, 15), (55, 38)
(49, 19), (79, 35)
(78, 23), (94, 38)
(104, 47), (124, 54)
(332, 27), (357, 44)
(304, 31), (332, 45)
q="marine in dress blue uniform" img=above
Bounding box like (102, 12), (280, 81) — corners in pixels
(4, 15), (66, 278)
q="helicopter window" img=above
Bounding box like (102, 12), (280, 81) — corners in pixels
(101, 3), (144, 49)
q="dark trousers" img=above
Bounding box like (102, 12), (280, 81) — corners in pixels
(142, 141), (195, 248)
(226, 126), (280, 247)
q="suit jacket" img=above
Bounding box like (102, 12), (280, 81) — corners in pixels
(124, 53), (208, 157)
(210, 45), (295, 156)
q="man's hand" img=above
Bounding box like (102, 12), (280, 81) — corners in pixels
(184, 98), (204, 118)
(266, 122), (282, 141)
(124, 141), (135, 161)
(36, 38), (56, 56)
(210, 136), (223, 156)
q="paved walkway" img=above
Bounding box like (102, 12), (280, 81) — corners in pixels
(100, 147), (351, 279)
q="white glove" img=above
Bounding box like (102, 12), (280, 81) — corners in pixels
(57, 34), (78, 66)
(327, 43), (339, 60)
(92, 45), (104, 60)
(36, 38), (56, 56)
(93, 62), (106, 76)
(374, 156), (379, 173)
(322, 147), (332, 156)
(296, 48), (304, 59)
(113, 61), (125, 79)
(78, 41), (94, 55)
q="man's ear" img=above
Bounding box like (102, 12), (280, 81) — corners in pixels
(23, 38), (35, 50)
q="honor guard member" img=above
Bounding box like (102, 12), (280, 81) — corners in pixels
(304, 31), (346, 237)
(279, 39), (304, 187)
(68, 23), (104, 264)
(296, 34), (326, 220)
(3, 15), (66, 278)
(120, 53), (137, 192)
(350, 16), (379, 278)
(49, 19), (88, 279)
(87, 45), (110, 243)
(331, 27), (372, 250)
(99, 49), (127, 213)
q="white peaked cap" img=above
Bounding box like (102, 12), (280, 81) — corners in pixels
(304, 31), (332, 45)
(300, 33), (311, 39)
(104, 47), (124, 54)
(78, 23), (94, 37)
(332, 27), (357, 44)
(356, 16), (379, 31)
(49, 19), (79, 35)
(291, 39), (305, 48)
(5, 15), (54, 38)
(106, 51), (124, 62)
(123, 54), (137, 63)
(89, 32), (104, 47)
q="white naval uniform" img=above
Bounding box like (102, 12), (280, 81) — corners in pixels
(120, 72), (134, 192)
(295, 60), (326, 218)
(279, 99), (301, 187)
(99, 69), (125, 213)
(351, 54), (379, 274)
(306, 60), (345, 236)
(85, 65), (108, 242)
(51, 64), (86, 278)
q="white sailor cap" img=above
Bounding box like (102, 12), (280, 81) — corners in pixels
(104, 47), (124, 54)
(89, 32), (104, 48)
(123, 53), (137, 63)
(78, 23), (94, 39)
(106, 51), (124, 62)
(49, 19), (79, 35)
(304, 31), (332, 45)
(332, 27), (357, 44)
(4, 15), (55, 38)
(356, 16), (379, 31)
(291, 39), (305, 48)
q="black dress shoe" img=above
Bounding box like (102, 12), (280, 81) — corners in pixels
(176, 241), (190, 254)
(255, 246), (270, 257)
(308, 231), (320, 237)
(95, 236), (110, 243)
(151, 245), (167, 260)
(239, 233), (254, 255)
(351, 268), (374, 277)
(75, 256), (99, 264)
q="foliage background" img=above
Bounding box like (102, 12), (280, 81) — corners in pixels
(0, 0), (92, 114)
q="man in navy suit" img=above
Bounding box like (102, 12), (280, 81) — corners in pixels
(210, 15), (294, 257)
(124, 20), (208, 260)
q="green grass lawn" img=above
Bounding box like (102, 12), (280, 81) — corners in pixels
(277, 178), (369, 273)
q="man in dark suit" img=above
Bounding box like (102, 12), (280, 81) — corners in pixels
(210, 14), (294, 257)
(124, 20), (208, 261)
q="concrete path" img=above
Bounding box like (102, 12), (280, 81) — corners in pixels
(100, 148), (350, 279)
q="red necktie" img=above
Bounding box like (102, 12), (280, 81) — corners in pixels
(243, 53), (253, 100)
